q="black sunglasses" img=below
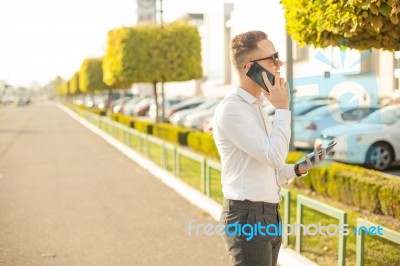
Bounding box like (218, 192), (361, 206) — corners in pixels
(244, 52), (279, 69)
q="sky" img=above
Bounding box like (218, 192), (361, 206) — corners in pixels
(0, 0), (198, 88)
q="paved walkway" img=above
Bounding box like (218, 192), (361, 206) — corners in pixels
(0, 102), (230, 266)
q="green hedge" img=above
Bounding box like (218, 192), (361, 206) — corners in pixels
(187, 131), (219, 158)
(286, 157), (400, 219)
(89, 108), (107, 116)
(108, 113), (192, 145)
(118, 115), (135, 128)
(153, 123), (191, 145)
(72, 104), (106, 116)
(107, 112), (153, 133)
(133, 120), (154, 134)
(107, 111), (117, 120)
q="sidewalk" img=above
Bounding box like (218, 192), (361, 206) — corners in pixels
(0, 101), (317, 266)
(0, 102), (229, 266)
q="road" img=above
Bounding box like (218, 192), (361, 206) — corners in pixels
(384, 165), (400, 177)
(0, 102), (230, 266)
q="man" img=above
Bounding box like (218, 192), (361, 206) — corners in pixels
(212, 30), (330, 266)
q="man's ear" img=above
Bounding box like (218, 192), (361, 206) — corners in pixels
(243, 62), (252, 71)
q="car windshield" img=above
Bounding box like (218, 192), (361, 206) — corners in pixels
(362, 107), (400, 125)
(302, 104), (377, 120)
(195, 99), (220, 110)
(302, 105), (332, 118)
(166, 99), (182, 105)
(294, 104), (325, 116)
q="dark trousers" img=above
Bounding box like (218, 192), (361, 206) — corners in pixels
(220, 199), (282, 266)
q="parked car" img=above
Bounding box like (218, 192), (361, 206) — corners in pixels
(120, 97), (148, 116)
(183, 106), (217, 130)
(165, 97), (205, 118)
(95, 96), (106, 110)
(202, 115), (213, 134)
(169, 99), (221, 126)
(84, 95), (96, 108)
(316, 104), (400, 170)
(132, 97), (155, 116)
(112, 96), (135, 113)
(17, 96), (31, 106)
(72, 96), (84, 106)
(107, 92), (134, 112)
(294, 104), (380, 150)
(293, 95), (337, 104)
(148, 97), (185, 120)
(293, 100), (336, 117)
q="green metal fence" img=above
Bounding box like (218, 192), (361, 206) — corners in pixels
(205, 159), (221, 197)
(356, 218), (400, 266)
(296, 195), (347, 266)
(280, 188), (291, 247)
(176, 147), (206, 193)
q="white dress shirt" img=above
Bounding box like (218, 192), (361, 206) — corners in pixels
(212, 87), (297, 203)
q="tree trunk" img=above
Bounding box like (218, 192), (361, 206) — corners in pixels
(161, 82), (165, 122)
(153, 82), (159, 123)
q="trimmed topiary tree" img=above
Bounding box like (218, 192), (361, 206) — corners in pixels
(282, 0), (400, 50)
(103, 21), (202, 121)
(79, 58), (109, 93)
(60, 81), (70, 96)
(69, 71), (81, 95)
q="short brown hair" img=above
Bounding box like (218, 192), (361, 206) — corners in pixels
(230, 30), (268, 70)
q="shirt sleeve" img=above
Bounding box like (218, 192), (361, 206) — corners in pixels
(276, 164), (297, 185)
(216, 102), (291, 169)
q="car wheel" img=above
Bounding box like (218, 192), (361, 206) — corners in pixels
(365, 142), (393, 171)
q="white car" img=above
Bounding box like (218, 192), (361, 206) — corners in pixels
(294, 104), (380, 150)
(148, 97), (184, 119)
(316, 105), (400, 170)
(183, 108), (217, 130)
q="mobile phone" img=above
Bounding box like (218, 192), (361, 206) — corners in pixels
(296, 140), (337, 166)
(246, 62), (275, 93)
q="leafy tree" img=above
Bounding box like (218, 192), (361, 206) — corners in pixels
(69, 71), (81, 95)
(52, 76), (64, 96)
(103, 21), (202, 121)
(52, 76), (64, 90)
(80, 58), (109, 93)
(58, 81), (70, 96)
(282, 0), (400, 50)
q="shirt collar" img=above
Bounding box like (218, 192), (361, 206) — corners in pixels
(234, 87), (264, 105)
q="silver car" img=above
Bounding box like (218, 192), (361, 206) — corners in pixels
(169, 99), (221, 126)
(317, 104), (400, 170)
(294, 104), (380, 150)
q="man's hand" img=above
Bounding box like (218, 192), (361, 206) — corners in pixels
(262, 71), (289, 110)
(298, 144), (328, 174)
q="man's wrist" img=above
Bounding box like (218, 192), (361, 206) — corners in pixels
(294, 163), (307, 177)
